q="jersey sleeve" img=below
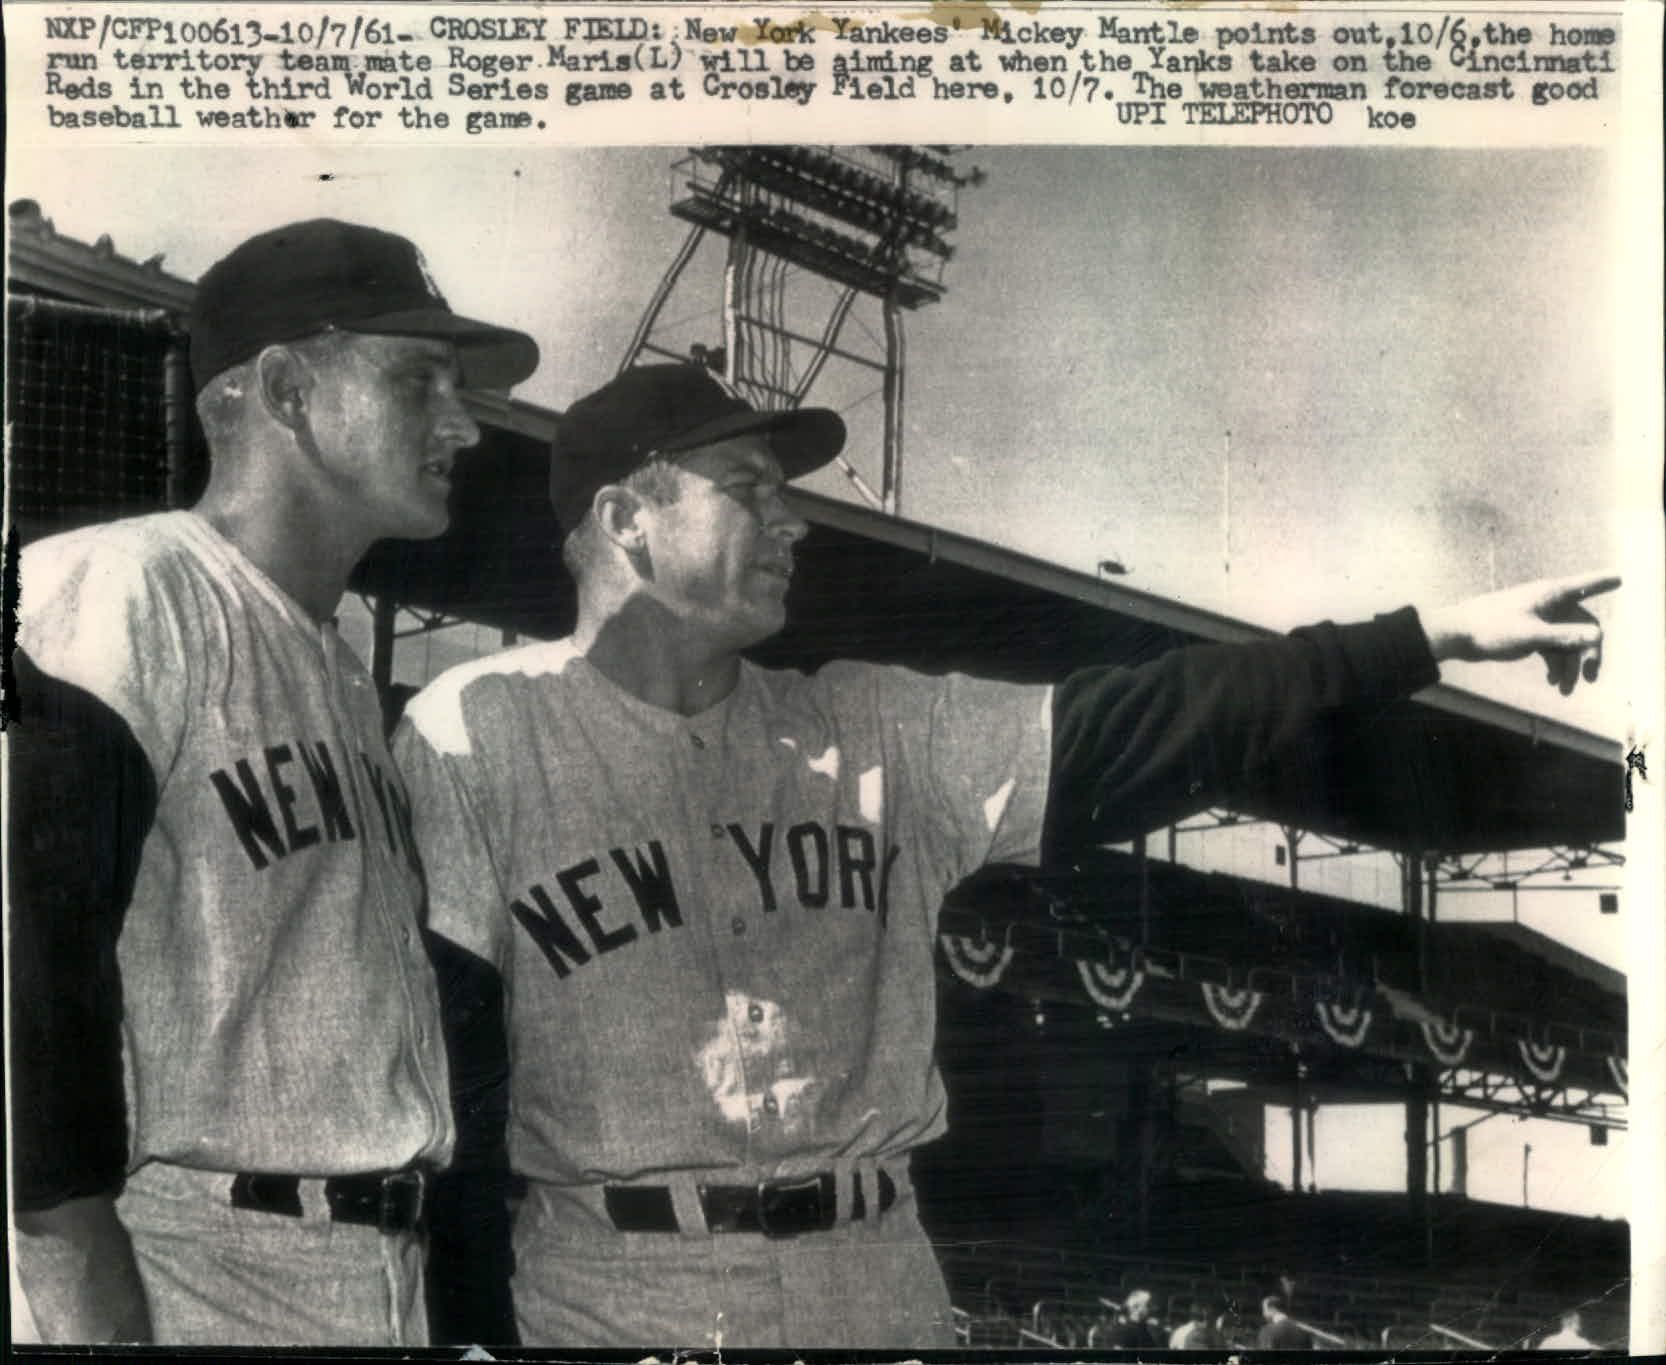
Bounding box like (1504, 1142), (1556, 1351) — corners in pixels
(16, 533), (191, 777)
(1048, 606), (1440, 847)
(391, 693), (513, 971)
(10, 535), (188, 1210)
(7, 648), (158, 1210)
(855, 666), (1054, 882)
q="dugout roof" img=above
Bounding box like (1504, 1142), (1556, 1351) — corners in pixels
(353, 413), (1625, 858)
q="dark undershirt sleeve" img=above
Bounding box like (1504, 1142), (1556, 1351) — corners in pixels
(423, 929), (519, 1346)
(1046, 607), (1439, 849)
(7, 647), (157, 1212)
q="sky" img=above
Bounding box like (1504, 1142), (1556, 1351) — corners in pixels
(6, 142), (1646, 1224)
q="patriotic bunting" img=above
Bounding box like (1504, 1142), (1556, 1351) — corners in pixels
(942, 934), (1014, 988)
(1201, 981), (1263, 1031)
(935, 929), (1620, 1102)
(1517, 1038), (1566, 1083)
(1315, 997), (1374, 1048)
(1419, 1016), (1474, 1065)
(1076, 940), (1145, 1011)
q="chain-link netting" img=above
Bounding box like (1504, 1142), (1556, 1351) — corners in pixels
(6, 295), (194, 537)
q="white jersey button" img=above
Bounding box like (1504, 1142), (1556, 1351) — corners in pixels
(690, 732), (706, 749)
(730, 916), (747, 936)
(747, 1002), (765, 1023)
(761, 1094), (779, 1116)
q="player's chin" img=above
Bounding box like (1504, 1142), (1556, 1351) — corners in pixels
(388, 495), (452, 542)
(727, 598), (788, 647)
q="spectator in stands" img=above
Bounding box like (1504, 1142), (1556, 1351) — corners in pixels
(1538, 1309), (1596, 1350)
(1256, 1295), (1312, 1349)
(1169, 1298), (1224, 1349)
(1104, 1288), (1163, 1348)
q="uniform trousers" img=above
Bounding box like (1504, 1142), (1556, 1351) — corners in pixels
(512, 1158), (957, 1348)
(116, 1161), (427, 1346)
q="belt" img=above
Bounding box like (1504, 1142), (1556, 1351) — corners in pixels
(228, 1167), (428, 1234)
(604, 1168), (895, 1238)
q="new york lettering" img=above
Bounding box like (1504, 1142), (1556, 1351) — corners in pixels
(512, 840), (680, 978)
(208, 738), (417, 873)
(727, 820), (897, 921)
(512, 822), (902, 979)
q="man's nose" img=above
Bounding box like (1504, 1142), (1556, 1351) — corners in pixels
(435, 385), (481, 449)
(768, 493), (809, 544)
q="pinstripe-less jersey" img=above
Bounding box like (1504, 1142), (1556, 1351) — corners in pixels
(394, 642), (1052, 1185)
(394, 605), (1440, 1197)
(13, 511), (453, 1191)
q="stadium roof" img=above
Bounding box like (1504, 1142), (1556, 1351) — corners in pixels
(353, 416), (1625, 859)
(7, 200), (194, 311)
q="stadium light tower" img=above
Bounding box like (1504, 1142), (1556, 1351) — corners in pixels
(620, 146), (981, 515)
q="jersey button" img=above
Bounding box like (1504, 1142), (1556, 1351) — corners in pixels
(762, 1094), (779, 1116)
(711, 823), (726, 839)
(747, 1002), (765, 1023)
(690, 732), (706, 749)
(730, 916), (747, 936)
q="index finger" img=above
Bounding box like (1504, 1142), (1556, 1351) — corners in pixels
(1542, 570), (1622, 605)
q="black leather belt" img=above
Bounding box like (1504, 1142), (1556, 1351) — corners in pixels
(229, 1167), (428, 1234)
(604, 1168), (895, 1238)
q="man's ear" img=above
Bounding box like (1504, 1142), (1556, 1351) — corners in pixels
(593, 485), (649, 555)
(254, 344), (312, 432)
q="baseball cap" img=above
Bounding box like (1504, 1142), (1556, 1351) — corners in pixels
(187, 218), (539, 393)
(550, 364), (845, 531)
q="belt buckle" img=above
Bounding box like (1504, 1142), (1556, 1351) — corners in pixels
(379, 1168), (426, 1233)
(756, 1174), (825, 1239)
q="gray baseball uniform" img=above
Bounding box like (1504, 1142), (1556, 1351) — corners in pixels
(395, 639), (1050, 1345)
(396, 607), (1439, 1347)
(11, 510), (454, 1344)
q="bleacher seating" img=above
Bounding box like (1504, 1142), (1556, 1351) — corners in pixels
(936, 1227), (1630, 1351)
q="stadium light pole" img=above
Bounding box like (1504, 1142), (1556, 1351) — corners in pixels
(625, 146), (979, 517)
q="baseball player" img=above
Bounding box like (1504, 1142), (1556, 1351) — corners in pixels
(8, 219), (538, 1344)
(392, 363), (1617, 1347)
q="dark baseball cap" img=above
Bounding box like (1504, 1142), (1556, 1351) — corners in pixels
(187, 218), (539, 393)
(550, 364), (845, 531)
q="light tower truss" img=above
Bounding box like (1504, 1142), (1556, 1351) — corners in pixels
(621, 146), (981, 514)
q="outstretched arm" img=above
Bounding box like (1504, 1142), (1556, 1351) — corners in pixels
(1047, 573), (1619, 848)
(1419, 570), (1620, 695)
